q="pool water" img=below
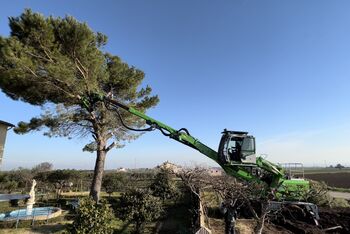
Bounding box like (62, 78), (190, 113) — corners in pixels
(0, 207), (58, 221)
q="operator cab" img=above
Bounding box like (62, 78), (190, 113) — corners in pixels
(218, 129), (256, 164)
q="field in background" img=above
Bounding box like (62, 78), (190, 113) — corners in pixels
(299, 168), (350, 189)
(304, 172), (350, 189)
(303, 167), (350, 174)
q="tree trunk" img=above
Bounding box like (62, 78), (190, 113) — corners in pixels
(90, 147), (107, 202)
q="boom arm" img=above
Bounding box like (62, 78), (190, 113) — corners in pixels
(89, 95), (285, 188)
(106, 97), (285, 186)
(106, 97), (219, 161)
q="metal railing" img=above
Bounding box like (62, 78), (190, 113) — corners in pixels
(279, 163), (305, 179)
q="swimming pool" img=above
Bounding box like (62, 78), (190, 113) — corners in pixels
(0, 207), (62, 221)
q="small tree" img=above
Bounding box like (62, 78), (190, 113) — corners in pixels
(117, 188), (163, 233)
(8, 167), (33, 190)
(178, 167), (209, 231)
(102, 172), (126, 196)
(210, 175), (273, 234)
(32, 162), (53, 174)
(4, 180), (18, 194)
(71, 197), (114, 234)
(335, 163), (345, 170)
(39, 169), (81, 198)
(150, 168), (179, 201)
(181, 169), (274, 234)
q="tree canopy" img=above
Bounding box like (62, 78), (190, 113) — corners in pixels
(31, 162), (53, 173)
(0, 9), (159, 201)
(102, 172), (127, 195)
(150, 168), (179, 200)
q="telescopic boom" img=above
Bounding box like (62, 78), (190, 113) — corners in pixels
(100, 96), (285, 189)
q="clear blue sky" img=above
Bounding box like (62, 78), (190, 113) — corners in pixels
(1, 0), (350, 170)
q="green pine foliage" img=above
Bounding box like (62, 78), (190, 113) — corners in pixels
(0, 9), (159, 201)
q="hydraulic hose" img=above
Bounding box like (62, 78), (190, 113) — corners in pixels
(105, 100), (154, 132)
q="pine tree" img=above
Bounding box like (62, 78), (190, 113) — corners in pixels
(0, 9), (159, 201)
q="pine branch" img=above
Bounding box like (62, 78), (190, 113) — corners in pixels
(106, 142), (115, 152)
(25, 51), (52, 63)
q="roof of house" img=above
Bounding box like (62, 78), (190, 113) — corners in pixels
(0, 120), (14, 128)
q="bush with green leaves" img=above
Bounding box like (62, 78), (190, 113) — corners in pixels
(0, 169), (32, 192)
(102, 172), (127, 195)
(4, 181), (18, 194)
(70, 197), (114, 234)
(150, 168), (179, 201)
(116, 188), (163, 233)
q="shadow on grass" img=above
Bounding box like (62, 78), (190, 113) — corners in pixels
(0, 223), (68, 234)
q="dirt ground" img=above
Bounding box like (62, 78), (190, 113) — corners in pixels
(209, 207), (350, 234)
(318, 207), (350, 233)
(304, 173), (350, 188)
(270, 206), (350, 234)
(209, 218), (292, 234)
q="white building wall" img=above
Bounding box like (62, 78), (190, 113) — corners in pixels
(0, 125), (9, 166)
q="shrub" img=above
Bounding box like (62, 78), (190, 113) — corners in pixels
(4, 181), (18, 193)
(70, 197), (114, 234)
(102, 172), (127, 195)
(116, 188), (163, 233)
(150, 168), (179, 201)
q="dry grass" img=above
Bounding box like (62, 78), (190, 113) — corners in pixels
(236, 219), (256, 234)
